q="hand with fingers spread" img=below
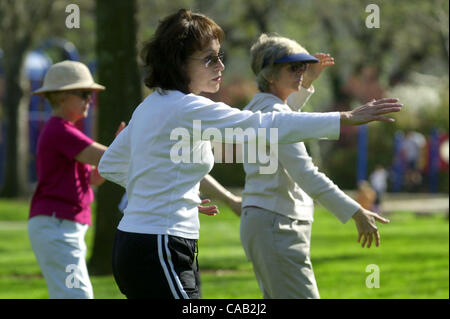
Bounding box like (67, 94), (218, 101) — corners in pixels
(302, 53), (335, 88)
(197, 199), (219, 216)
(340, 98), (403, 126)
(352, 208), (390, 248)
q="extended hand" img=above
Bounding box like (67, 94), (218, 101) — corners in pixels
(341, 98), (403, 125)
(352, 208), (390, 248)
(198, 199), (219, 216)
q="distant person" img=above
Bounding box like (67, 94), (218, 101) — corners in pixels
(402, 131), (426, 191)
(402, 131), (426, 171)
(98, 10), (401, 299)
(240, 33), (400, 299)
(27, 60), (123, 299)
(369, 165), (389, 212)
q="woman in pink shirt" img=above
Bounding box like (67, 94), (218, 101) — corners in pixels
(28, 60), (114, 299)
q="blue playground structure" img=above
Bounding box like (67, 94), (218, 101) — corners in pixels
(357, 125), (444, 193)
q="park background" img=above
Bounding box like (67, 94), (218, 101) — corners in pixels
(0, 0), (448, 299)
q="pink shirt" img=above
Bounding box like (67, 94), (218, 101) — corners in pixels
(30, 116), (94, 225)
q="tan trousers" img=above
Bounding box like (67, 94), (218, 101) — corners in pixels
(240, 206), (320, 299)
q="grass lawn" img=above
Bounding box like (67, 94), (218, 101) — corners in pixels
(0, 198), (448, 299)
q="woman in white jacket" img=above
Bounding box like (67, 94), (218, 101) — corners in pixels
(240, 34), (394, 299)
(98, 11), (401, 299)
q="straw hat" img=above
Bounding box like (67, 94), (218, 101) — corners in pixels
(33, 60), (105, 95)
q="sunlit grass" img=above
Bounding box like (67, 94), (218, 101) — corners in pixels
(0, 198), (448, 299)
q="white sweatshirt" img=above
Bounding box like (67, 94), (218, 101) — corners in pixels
(98, 89), (341, 239)
(242, 87), (361, 223)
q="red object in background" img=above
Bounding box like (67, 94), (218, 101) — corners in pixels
(421, 132), (448, 175)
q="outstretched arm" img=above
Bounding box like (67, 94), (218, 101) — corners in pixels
(278, 141), (390, 248)
(76, 122), (126, 167)
(200, 174), (242, 216)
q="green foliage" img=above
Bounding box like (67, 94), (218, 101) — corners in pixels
(319, 142), (359, 190)
(2, 0), (448, 192)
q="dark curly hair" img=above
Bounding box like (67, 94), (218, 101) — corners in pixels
(140, 9), (225, 94)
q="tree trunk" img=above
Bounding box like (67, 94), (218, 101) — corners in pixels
(89, 0), (142, 275)
(0, 36), (31, 197)
(0, 0), (53, 198)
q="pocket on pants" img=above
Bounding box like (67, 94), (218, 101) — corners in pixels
(168, 236), (195, 266)
(272, 215), (312, 263)
(167, 236), (199, 296)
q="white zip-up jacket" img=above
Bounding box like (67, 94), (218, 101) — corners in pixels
(98, 89), (342, 239)
(242, 87), (361, 223)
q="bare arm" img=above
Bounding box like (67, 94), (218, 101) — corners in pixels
(81, 122), (127, 185)
(200, 174), (242, 216)
(75, 142), (107, 166)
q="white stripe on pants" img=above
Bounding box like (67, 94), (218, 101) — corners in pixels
(28, 215), (94, 299)
(157, 234), (189, 299)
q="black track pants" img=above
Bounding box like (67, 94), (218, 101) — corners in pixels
(112, 230), (201, 299)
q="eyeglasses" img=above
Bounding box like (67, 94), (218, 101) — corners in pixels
(190, 51), (225, 68)
(70, 91), (92, 100)
(287, 62), (308, 74)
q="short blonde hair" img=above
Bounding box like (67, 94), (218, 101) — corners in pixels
(250, 33), (310, 92)
(45, 91), (68, 108)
